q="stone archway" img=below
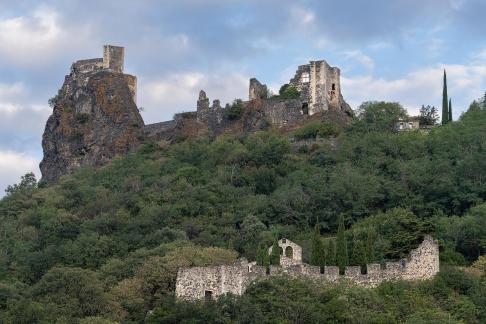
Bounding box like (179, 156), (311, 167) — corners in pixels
(285, 246), (293, 258)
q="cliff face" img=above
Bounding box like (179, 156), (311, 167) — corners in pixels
(40, 69), (144, 183)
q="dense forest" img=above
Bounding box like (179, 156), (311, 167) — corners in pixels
(1, 100), (486, 323)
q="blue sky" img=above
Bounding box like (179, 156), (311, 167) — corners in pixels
(1, 0), (486, 194)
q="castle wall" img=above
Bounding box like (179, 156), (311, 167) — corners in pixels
(249, 78), (268, 100)
(176, 236), (440, 300)
(72, 58), (104, 74)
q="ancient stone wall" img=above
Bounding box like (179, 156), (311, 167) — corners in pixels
(176, 236), (440, 300)
(249, 78), (268, 100)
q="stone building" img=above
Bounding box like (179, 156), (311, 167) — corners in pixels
(395, 117), (420, 132)
(175, 236), (440, 300)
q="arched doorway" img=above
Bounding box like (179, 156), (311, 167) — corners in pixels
(285, 246), (293, 258)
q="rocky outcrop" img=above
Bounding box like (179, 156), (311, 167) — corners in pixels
(40, 66), (144, 183)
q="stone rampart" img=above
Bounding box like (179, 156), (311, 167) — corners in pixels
(176, 236), (440, 300)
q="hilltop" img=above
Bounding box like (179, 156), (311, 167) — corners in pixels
(1, 95), (486, 322)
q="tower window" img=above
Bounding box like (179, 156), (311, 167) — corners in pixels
(205, 290), (213, 300)
(302, 73), (310, 83)
(332, 83), (336, 91)
(302, 103), (309, 115)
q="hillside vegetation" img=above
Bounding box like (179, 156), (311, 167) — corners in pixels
(1, 102), (486, 323)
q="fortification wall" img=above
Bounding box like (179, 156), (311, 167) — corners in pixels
(176, 236), (440, 300)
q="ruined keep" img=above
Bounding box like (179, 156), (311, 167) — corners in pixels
(175, 236), (440, 300)
(195, 59), (352, 130)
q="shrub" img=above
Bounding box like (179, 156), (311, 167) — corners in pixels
(76, 113), (90, 124)
(48, 89), (62, 108)
(225, 99), (245, 121)
(278, 84), (301, 99)
(293, 121), (340, 140)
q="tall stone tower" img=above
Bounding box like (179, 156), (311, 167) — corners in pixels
(289, 60), (348, 115)
(103, 45), (124, 73)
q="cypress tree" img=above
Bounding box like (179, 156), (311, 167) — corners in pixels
(310, 224), (323, 266)
(449, 98), (453, 122)
(269, 237), (281, 266)
(365, 229), (375, 263)
(336, 214), (348, 274)
(442, 70), (449, 125)
(328, 239), (336, 265)
(256, 243), (265, 266)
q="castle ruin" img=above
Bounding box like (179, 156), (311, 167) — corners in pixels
(175, 236), (440, 300)
(41, 46), (354, 182)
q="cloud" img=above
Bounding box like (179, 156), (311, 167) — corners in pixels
(0, 6), (95, 66)
(343, 51), (375, 72)
(342, 62), (486, 118)
(139, 72), (249, 123)
(0, 151), (39, 197)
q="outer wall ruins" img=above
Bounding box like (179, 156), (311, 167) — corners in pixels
(175, 236), (440, 300)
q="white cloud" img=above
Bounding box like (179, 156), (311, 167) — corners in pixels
(0, 151), (39, 197)
(343, 50), (375, 72)
(0, 6), (94, 65)
(342, 62), (486, 118)
(139, 72), (249, 123)
(0, 83), (28, 114)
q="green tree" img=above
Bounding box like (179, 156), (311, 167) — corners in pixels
(310, 224), (324, 269)
(5, 172), (37, 196)
(449, 98), (453, 122)
(326, 239), (336, 265)
(351, 234), (366, 272)
(419, 105), (439, 126)
(336, 214), (348, 273)
(365, 229), (375, 263)
(278, 84), (301, 99)
(269, 237), (281, 266)
(353, 101), (408, 132)
(442, 70), (449, 124)
(256, 243), (270, 267)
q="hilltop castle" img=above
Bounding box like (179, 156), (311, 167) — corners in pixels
(176, 236), (440, 300)
(41, 45), (353, 183)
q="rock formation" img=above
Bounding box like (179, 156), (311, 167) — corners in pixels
(40, 46), (144, 183)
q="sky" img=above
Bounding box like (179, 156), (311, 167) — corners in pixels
(1, 0), (486, 195)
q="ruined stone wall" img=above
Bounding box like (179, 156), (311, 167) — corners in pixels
(249, 78), (268, 100)
(72, 58), (104, 74)
(176, 261), (250, 300)
(176, 236), (440, 300)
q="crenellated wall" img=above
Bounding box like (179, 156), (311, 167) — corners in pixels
(176, 236), (440, 300)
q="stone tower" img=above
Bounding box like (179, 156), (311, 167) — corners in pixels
(103, 45), (124, 73)
(289, 60), (348, 115)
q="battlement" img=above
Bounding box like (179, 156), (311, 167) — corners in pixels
(176, 236), (439, 300)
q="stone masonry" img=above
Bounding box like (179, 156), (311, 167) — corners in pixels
(175, 236), (440, 300)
